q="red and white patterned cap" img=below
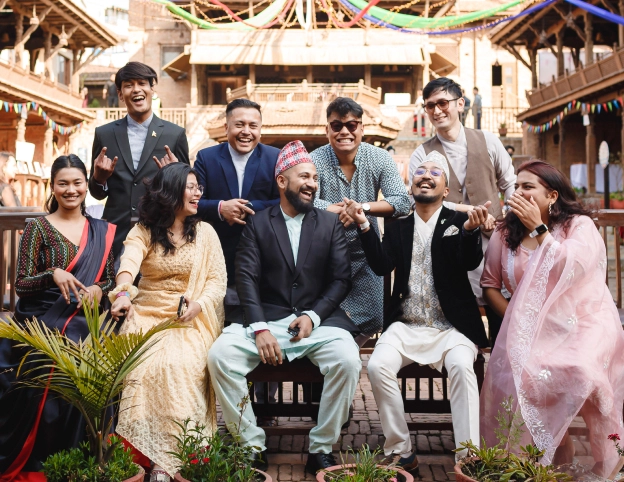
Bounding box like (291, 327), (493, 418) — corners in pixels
(275, 140), (313, 178)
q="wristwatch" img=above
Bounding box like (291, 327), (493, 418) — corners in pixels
(362, 203), (371, 214)
(529, 223), (548, 238)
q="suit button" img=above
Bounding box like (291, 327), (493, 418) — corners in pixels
(293, 283), (298, 289)
(458, 189), (462, 193)
(132, 205), (136, 211)
(292, 307), (297, 312)
(399, 293), (403, 299)
(133, 182), (137, 186)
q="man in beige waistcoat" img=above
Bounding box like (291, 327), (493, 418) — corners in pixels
(409, 77), (516, 345)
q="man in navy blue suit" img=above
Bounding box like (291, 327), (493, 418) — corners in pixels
(195, 98), (280, 289)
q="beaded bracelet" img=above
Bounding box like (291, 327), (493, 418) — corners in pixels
(108, 283), (139, 304)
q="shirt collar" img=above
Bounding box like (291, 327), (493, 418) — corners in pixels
(127, 113), (153, 128)
(414, 205), (443, 240)
(280, 206), (305, 223)
(436, 124), (465, 145)
(227, 143), (254, 162)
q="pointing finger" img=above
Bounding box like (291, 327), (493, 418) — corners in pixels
(165, 145), (173, 156)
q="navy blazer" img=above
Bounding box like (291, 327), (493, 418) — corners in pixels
(194, 142), (280, 284)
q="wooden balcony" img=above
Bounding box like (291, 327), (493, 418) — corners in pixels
(226, 79), (383, 106)
(522, 46), (624, 119)
(0, 60), (91, 124)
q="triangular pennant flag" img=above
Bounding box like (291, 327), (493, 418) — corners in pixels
(603, 103), (608, 111)
(592, 104), (596, 113)
(598, 104), (602, 113)
(608, 102), (613, 111)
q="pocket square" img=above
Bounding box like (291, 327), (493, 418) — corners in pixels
(443, 225), (459, 237)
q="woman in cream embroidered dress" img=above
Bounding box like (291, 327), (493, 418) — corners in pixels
(480, 160), (624, 478)
(111, 163), (226, 480)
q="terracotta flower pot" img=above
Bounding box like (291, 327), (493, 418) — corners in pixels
(453, 461), (478, 482)
(499, 128), (508, 137)
(125, 465), (146, 482)
(174, 468), (272, 482)
(315, 464), (414, 482)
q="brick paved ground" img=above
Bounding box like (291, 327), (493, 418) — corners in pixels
(216, 353), (596, 481)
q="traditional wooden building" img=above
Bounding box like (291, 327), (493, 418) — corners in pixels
(0, 0), (118, 166)
(490, 0), (624, 192)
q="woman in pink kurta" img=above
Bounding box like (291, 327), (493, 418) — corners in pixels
(480, 160), (624, 478)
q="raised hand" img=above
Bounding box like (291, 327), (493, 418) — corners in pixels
(508, 192), (543, 231)
(463, 200), (492, 231)
(92, 147), (118, 185)
(344, 197), (367, 226)
(220, 199), (255, 226)
(153, 145), (178, 168)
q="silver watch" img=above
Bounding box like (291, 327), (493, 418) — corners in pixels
(362, 203), (371, 214)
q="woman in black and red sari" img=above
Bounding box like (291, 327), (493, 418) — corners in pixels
(0, 154), (116, 480)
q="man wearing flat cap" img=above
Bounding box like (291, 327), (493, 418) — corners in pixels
(208, 141), (361, 475)
(346, 151), (493, 476)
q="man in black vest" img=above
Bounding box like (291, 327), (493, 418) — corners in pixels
(208, 141), (360, 475)
(89, 62), (189, 257)
(347, 151), (490, 476)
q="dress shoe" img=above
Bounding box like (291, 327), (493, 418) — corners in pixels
(382, 451), (419, 477)
(305, 452), (337, 475)
(251, 450), (269, 472)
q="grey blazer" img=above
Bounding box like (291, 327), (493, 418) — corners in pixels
(88, 115), (189, 256)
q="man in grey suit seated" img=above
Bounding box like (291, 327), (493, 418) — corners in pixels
(88, 61), (189, 258)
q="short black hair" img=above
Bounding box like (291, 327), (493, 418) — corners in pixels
(422, 77), (463, 101)
(115, 62), (158, 91)
(473, 87), (479, 91)
(326, 97), (363, 119)
(505, 145), (515, 153)
(226, 98), (262, 117)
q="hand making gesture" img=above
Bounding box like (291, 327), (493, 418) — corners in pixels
(92, 147), (118, 185)
(153, 145), (178, 168)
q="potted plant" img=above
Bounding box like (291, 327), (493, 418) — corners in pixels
(609, 191), (624, 209)
(315, 445), (414, 482)
(498, 123), (508, 137)
(454, 397), (572, 482)
(170, 420), (271, 482)
(0, 302), (178, 482)
(170, 391), (271, 482)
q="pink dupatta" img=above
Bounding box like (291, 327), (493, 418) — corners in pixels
(481, 215), (624, 476)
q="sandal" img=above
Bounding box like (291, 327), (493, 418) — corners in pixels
(150, 469), (171, 482)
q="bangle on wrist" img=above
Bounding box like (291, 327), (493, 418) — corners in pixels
(108, 283), (139, 303)
(254, 329), (269, 335)
(358, 220), (370, 230)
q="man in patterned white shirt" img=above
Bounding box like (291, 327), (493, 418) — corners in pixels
(347, 151), (491, 475)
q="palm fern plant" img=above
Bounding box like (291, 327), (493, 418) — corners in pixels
(0, 302), (179, 469)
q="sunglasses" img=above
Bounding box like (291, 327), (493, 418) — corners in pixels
(414, 167), (444, 178)
(424, 98), (460, 113)
(329, 120), (362, 133)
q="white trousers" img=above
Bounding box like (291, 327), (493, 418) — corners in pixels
(208, 329), (361, 454)
(368, 343), (479, 457)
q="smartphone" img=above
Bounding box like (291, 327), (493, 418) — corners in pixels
(177, 296), (186, 317)
(287, 326), (300, 337)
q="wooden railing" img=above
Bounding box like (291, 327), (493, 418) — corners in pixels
(526, 46), (624, 108)
(88, 108), (187, 128)
(0, 208), (46, 313)
(227, 79), (382, 105)
(593, 210), (624, 310)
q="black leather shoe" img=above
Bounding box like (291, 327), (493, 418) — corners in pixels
(305, 452), (337, 475)
(251, 450), (269, 472)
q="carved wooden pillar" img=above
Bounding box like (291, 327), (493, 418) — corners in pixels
(585, 12), (594, 66)
(43, 29), (53, 79)
(586, 115), (597, 193)
(529, 48), (538, 89)
(558, 117), (566, 175)
(14, 14), (24, 67)
(556, 28), (565, 78)
(43, 125), (53, 166)
(620, 0), (624, 47)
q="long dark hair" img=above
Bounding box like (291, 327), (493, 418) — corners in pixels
(499, 159), (592, 252)
(45, 154), (88, 215)
(138, 163), (199, 255)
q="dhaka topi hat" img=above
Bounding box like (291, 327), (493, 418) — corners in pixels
(411, 150), (450, 181)
(275, 140), (313, 179)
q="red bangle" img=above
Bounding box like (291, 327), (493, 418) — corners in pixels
(254, 329), (268, 335)
(116, 291), (130, 299)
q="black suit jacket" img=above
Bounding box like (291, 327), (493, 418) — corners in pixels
(229, 205), (359, 335)
(194, 142), (280, 284)
(359, 206), (489, 347)
(88, 115), (189, 256)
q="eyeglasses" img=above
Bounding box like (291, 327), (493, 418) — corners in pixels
(423, 98), (460, 113)
(186, 184), (204, 194)
(329, 120), (362, 133)
(414, 167), (444, 178)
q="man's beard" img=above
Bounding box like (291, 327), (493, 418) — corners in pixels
(413, 192), (443, 204)
(285, 185), (315, 214)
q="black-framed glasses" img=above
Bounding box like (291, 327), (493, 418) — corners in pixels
(329, 120), (362, 133)
(186, 184), (204, 194)
(414, 167), (444, 178)
(424, 98), (460, 113)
